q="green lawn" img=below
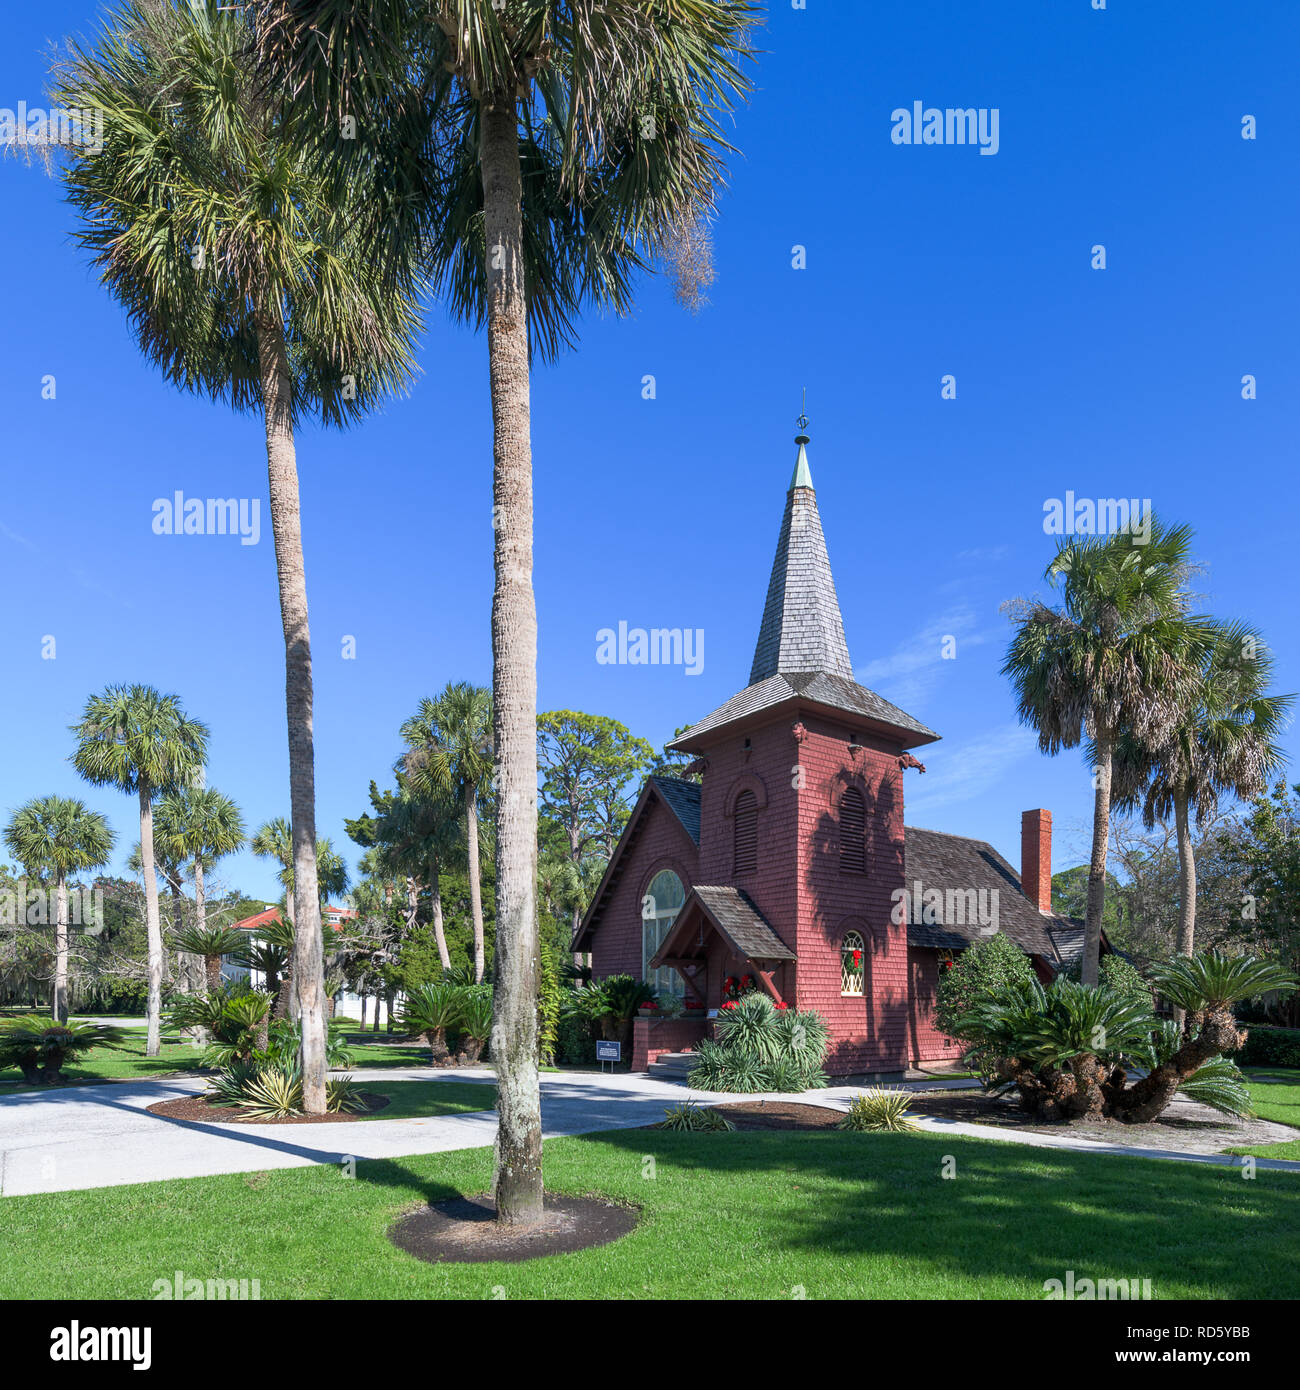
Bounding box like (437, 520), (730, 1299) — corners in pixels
(0, 1128), (1297, 1299)
(358, 1079), (496, 1120)
(1226, 1069), (1300, 1162)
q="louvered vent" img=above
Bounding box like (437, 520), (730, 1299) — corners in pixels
(734, 790), (758, 875)
(840, 788), (866, 873)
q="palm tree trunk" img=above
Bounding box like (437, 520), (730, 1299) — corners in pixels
(257, 301), (327, 1115)
(428, 852), (451, 970)
(1174, 788), (1197, 956)
(138, 786), (164, 1056)
(54, 874), (69, 1025)
(481, 93), (543, 1226)
(194, 857), (206, 932)
(466, 794), (485, 983)
(1082, 732), (1113, 987)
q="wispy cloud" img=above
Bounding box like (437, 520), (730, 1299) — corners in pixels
(905, 723), (1038, 819)
(855, 608), (997, 710)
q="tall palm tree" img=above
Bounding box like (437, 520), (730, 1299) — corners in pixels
(70, 684), (208, 1052)
(401, 684), (493, 983)
(127, 838), (196, 995)
(3, 797), (115, 1023)
(155, 787), (246, 937)
(1003, 519), (1213, 986)
(55, 0), (426, 1112)
(255, 0), (755, 1222)
(1108, 622), (1293, 962)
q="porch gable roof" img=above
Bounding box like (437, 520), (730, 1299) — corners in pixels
(650, 885), (796, 970)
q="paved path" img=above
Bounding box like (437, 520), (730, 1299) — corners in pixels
(2, 1070), (1297, 1197)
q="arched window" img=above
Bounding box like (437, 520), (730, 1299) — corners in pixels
(840, 788), (866, 872)
(733, 790), (758, 875)
(841, 930), (865, 996)
(642, 870), (686, 998)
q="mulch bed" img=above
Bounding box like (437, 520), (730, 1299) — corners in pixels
(145, 1091), (390, 1125)
(389, 1193), (638, 1264)
(712, 1101), (847, 1131)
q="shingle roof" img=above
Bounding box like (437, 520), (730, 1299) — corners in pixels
(749, 462), (853, 684)
(651, 885), (796, 968)
(650, 776), (701, 846)
(668, 670), (939, 751)
(902, 825), (1084, 964)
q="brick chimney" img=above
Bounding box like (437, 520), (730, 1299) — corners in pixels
(1021, 809), (1053, 913)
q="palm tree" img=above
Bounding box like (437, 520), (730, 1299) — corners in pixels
(1003, 519), (1213, 986)
(173, 924), (249, 993)
(155, 787), (246, 937)
(1109, 622), (1293, 963)
(127, 838), (198, 998)
(71, 684), (208, 1053)
(255, 0), (755, 1222)
(3, 797), (115, 1023)
(55, 0), (425, 1112)
(401, 684), (493, 983)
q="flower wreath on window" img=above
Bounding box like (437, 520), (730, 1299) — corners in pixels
(841, 931), (865, 996)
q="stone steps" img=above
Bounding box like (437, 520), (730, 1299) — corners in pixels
(646, 1051), (696, 1082)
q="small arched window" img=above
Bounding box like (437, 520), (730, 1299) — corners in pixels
(734, 790), (758, 875)
(840, 787), (866, 873)
(642, 870), (686, 998)
(841, 931), (865, 996)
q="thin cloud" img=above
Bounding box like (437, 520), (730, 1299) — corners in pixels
(905, 724), (1038, 818)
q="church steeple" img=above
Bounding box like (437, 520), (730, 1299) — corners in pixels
(748, 410), (853, 686)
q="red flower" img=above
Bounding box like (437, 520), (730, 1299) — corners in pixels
(774, 1001), (789, 1010)
(720, 1000), (737, 1011)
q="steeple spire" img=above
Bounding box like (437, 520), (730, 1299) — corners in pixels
(748, 406), (853, 686)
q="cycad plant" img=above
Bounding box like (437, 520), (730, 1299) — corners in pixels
(55, 0), (425, 1113)
(3, 796), (115, 1022)
(253, 0), (756, 1223)
(399, 981), (465, 1063)
(954, 951), (1296, 1123)
(457, 986), (496, 1063)
(70, 684), (208, 1055)
(172, 925), (248, 993)
(1002, 517), (1214, 984)
(0, 1018), (127, 1086)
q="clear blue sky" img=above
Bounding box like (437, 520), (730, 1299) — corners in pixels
(2, 1), (1297, 903)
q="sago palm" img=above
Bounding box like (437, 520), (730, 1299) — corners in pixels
(400, 683), (493, 983)
(3, 796), (115, 1023)
(254, 0), (756, 1221)
(1107, 621), (1292, 961)
(70, 683), (208, 1054)
(54, 0), (426, 1112)
(1003, 517), (1214, 985)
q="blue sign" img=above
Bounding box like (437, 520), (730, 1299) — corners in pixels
(595, 1040), (621, 1062)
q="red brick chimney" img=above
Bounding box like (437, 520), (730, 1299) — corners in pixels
(1021, 809), (1053, 913)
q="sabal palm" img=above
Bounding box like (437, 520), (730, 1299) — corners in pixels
(375, 780), (462, 971)
(1107, 621), (1293, 962)
(155, 787), (246, 938)
(128, 837), (198, 995)
(401, 683), (493, 983)
(71, 683), (208, 1054)
(256, 0), (755, 1221)
(55, 0), (425, 1112)
(3, 797), (115, 1023)
(1003, 518), (1213, 986)
(173, 924), (249, 992)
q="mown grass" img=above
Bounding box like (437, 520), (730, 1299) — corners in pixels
(1225, 1069), (1300, 1162)
(0, 1127), (1297, 1300)
(357, 1079), (496, 1121)
(0, 1026), (208, 1092)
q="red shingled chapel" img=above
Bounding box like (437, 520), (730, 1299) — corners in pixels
(574, 419), (1089, 1076)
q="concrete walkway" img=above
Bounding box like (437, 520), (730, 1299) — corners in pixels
(2, 1069), (1297, 1197)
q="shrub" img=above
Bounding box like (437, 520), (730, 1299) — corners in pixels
(399, 982), (465, 1062)
(1229, 1026), (1300, 1070)
(656, 1102), (735, 1132)
(934, 933), (1036, 1040)
(555, 1006), (596, 1065)
(0, 1018), (127, 1085)
(840, 1089), (920, 1133)
(208, 1062), (368, 1117)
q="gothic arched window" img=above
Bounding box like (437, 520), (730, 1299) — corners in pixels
(841, 930), (865, 996)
